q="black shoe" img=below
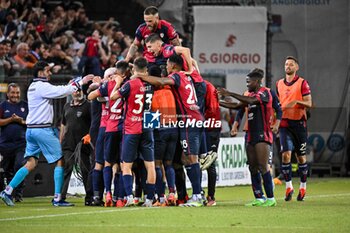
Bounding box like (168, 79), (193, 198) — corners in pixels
(85, 200), (92, 206)
(85, 196), (93, 206)
(91, 197), (105, 206)
(200, 190), (207, 205)
(14, 196), (23, 203)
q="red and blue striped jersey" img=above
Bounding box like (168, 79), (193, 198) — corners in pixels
(98, 80), (124, 132)
(247, 87), (273, 144)
(169, 72), (204, 122)
(118, 78), (153, 134)
(146, 43), (174, 65)
(135, 19), (178, 61)
(204, 80), (221, 123)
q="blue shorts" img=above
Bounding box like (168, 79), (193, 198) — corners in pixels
(104, 131), (122, 164)
(122, 130), (154, 163)
(25, 128), (62, 164)
(95, 127), (106, 164)
(154, 128), (178, 161)
(179, 127), (202, 156)
(279, 120), (307, 156)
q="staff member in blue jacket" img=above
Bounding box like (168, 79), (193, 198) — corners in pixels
(0, 83), (28, 202)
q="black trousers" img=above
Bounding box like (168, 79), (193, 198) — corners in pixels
(61, 144), (93, 201)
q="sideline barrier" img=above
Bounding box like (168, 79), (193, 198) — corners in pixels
(188, 137), (251, 189)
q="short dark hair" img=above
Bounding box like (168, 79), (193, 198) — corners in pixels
(286, 56), (298, 64)
(148, 65), (161, 77)
(6, 10), (16, 18)
(144, 6), (158, 15)
(115, 60), (130, 74)
(33, 61), (50, 77)
(31, 40), (42, 51)
(247, 68), (264, 79)
(168, 54), (183, 69)
(145, 33), (161, 44)
(0, 39), (11, 46)
(134, 57), (148, 71)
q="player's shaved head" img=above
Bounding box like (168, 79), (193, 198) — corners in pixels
(144, 6), (159, 16)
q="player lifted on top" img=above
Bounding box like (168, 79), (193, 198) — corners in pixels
(124, 6), (180, 63)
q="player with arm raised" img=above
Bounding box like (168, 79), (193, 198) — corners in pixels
(110, 57), (156, 207)
(218, 68), (277, 207)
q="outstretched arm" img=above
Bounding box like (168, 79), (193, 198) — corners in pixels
(87, 76), (104, 100)
(87, 88), (101, 100)
(219, 101), (245, 110)
(174, 46), (193, 73)
(134, 74), (174, 88)
(170, 36), (181, 46)
(218, 87), (259, 105)
(124, 39), (141, 62)
(110, 75), (125, 100)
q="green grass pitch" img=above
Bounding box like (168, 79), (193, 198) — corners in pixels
(1, 178), (349, 233)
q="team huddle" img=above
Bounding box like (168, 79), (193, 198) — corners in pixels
(0, 6), (312, 208)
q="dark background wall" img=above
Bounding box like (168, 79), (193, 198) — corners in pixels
(84, 0), (145, 36)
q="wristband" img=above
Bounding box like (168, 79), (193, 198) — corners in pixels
(72, 76), (83, 89)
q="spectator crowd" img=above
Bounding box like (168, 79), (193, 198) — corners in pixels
(0, 0), (133, 81)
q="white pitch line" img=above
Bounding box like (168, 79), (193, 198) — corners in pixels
(222, 192), (350, 204)
(305, 193), (350, 198)
(0, 207), (150, 222)
(8, 223), (317, 230)
(1, 192), (349, 222)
